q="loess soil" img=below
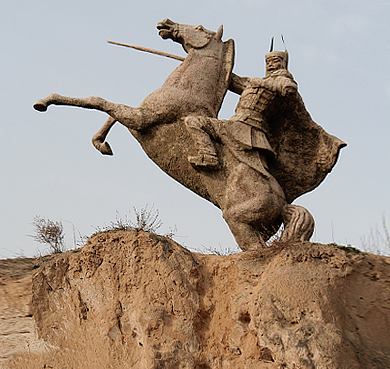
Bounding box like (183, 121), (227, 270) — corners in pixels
(2, 231), (390, 369)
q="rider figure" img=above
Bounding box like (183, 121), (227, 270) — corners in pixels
(185, 49), (297, 176)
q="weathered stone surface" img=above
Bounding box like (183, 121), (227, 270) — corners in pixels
(0, 270), (45, 366)
(22, 231), (390, 369)
(33, 19), (345, 251)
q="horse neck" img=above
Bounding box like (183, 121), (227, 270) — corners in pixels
(162, 40), (225, 97)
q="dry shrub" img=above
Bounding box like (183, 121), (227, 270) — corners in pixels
(30, 216), (65, 254)
(361, 215), (390, 256)
(196, 244), (241, 256)
(94, 205), (162, 233)
(92, 205), (177, 238)
(131, 204), (163, 232)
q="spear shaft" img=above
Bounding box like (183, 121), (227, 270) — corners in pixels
(107, 40), (239, 91)
(107, 40), (185, 61)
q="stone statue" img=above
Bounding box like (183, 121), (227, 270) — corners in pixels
(33, 19), (346, 251)
(185, 49), (296, 172)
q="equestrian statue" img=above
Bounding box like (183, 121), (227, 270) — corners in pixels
(34, 19), (346, 251)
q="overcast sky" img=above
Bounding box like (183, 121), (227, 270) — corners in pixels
(1, 0), (389, 258)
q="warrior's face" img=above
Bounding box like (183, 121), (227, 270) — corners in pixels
(266, 55), (284, 76)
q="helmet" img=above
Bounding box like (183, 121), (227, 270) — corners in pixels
(265, 50), (289, 70)
(265, 36), (289, 70)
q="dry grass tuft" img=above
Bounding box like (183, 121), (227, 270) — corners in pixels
(361, 215), (390, 256)
(29, 216), (65, 254)
(91, 205), (177, 240)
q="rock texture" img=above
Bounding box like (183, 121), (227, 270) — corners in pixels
(0, 261), (45, 366)
(7, 231), (390, 368)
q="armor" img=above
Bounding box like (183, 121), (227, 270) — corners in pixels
(185, 51), (297, 172)
(227, 70), (297, 154)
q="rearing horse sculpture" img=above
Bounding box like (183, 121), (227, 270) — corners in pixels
(34, 19), (345, 251)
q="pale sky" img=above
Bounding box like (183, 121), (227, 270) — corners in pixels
(1, 0), (390, 258)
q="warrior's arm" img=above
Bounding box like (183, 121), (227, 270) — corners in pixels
(229, 73), (250, 95)
(229, 72), (298, 96)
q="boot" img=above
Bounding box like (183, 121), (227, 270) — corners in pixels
(188, 153), (219, 170)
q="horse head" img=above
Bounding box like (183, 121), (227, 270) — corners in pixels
(157, 18), (223, 53)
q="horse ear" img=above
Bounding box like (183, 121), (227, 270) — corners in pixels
(215, 24), (223, 40)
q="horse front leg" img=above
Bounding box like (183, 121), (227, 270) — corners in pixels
(92, 116), (116, 155)
(33, 93), (150, 131)
(280, 204), (315, 242)
(33, 93), (115, 113)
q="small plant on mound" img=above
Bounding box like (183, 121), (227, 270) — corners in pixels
(28, 206), (177, 255)
(328, 243), (361, 254)
(92, 205), (177, 238)
(30, 216), (65, 254)
(196, 244), (241, 256)
(131, 205), (163, 232)
(361, 215), (390, 256)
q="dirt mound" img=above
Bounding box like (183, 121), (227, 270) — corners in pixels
(0, 259), (46, 367)
(4, 231), (390, 368)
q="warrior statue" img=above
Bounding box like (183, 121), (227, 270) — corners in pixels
(33, 19), (346, 251)
(183, 46), (312, 250)
(185, 47), (295, 175)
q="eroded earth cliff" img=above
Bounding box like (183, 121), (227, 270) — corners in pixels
(3, 230), (390, 368)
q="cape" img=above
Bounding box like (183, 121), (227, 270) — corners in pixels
(267, 92), (346, 203)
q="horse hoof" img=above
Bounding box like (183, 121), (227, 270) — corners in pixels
(281, 204), (315, 242)
(92, 140), (113, 156)
(100, 142), (113, 156)
(33, 100), (47, 112)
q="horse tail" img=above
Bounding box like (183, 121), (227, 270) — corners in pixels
(281, 204), (315, 242)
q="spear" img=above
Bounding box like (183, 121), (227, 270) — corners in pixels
(107, 40), (185, 62)
(107, 40), (241, 90)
